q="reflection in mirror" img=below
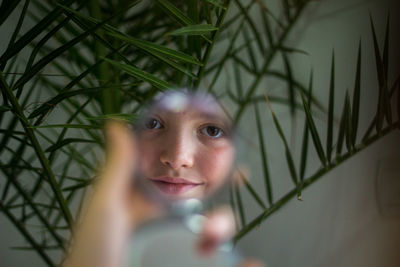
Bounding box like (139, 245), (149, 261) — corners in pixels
(125, 89), (240, 267)
(132, 89), (236, 204)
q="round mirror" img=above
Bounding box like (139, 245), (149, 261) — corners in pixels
(124, 216), (240, 267)
(126, 89), (239, 267)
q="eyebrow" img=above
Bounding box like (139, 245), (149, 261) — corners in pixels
(151, 108), (232, 127)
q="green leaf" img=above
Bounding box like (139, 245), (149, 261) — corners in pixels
(0, 161), (66, 249)
(282, 53), (295, 115)
(254, 103), (273, 206)
(361, 116), (376, 144)
(232, 54), (255, 75)
(62, 179), (93, 192)
(208, 20), (245, 91)
(57, 1), (141, 38)
(299, 71), (312, 180)
(260, 8), (274, 47)
(298, 119), (308, 199)
(327, 51), (335, 163)
(282, 0), (292, 22)
(351, 40), (361, 145)
(383, 14), (389, 81)
(221, 0), (255, 32)
(58, 4), (117, 32)
(0, 203), (55, 266)
(156, 0), (193, 25)
(238, 168), (267, 209)
(286, 148), (299, 188)
(23, 16), (75, 93)
(45, 138), (99, 153)
(229, 183), (240, 231)
(104, 34), (199, 79)
(106, 32), (203, 65)
(344, 91), (353, 152)
(27, 88), (97, 119)
(204, 0), (226, 10)
(233, 57), (243, 100)
(11, 9), (115, 91)
(278, 46), (309, 56)
(7, 202), (60, 211)
(382, 15), (392, 125)
(166, 24), (218, 36)
(203, 0), (213, 25)
(264, 94), (298, 185)
(369, 14), (385, 133)
(362, 76), (398, 142)
(197, 0), (232, 88)
(0, 72), (74, 228)
(0, 0), (22, 26)
(103, 58), (173, 90)
(263, 70), (327, 113)
(34, 129), (96, 173)
(234, 1), (311, 124)
(6, 0), (29, 49)
(28, 82), (140, 119)
(234, 182), (246, 227)
(243, 27), (258, 73)
(1, 139), (31, 201)
(300, 91), (327, 166)
(84, 113), (139, 122)
(383, 80), (392, 126)
(0, 0), (75, 66)
(45, 154), (79, 219)
(0, 105), (11, 112)
(29, 124), (102, 129)
(10, 245), (61, 251)
(234, 0), (264, 55)
(155, 0), (211, 42)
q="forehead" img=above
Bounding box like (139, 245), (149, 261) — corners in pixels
(152, 107), (228, 126)
(148, 91), (229, 122)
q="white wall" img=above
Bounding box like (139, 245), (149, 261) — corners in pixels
(234, 0), (400, 266)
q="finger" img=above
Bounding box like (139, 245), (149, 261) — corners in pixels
(105, 120), (136, 169)
(102, 120), (137, 187)
(197, 206), (235, 255)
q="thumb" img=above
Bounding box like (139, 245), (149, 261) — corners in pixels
(102, 120), (137, 186)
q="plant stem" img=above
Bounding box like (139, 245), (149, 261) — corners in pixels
(89, 0), (119, 113)
(0, 202), (55, 267)
(234, 120), (400, 242)
(193, 0), (232, 88)
(0, 72), (73, 229)
(234, 2), (309, 125)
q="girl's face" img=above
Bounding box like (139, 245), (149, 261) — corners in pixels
(136, 93), (235, 200)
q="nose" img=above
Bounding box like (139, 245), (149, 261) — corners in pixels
(160, 130), (195, 170)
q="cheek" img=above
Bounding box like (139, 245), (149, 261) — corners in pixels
(197, 146), (234, 190)
(137, 140), (159, 176)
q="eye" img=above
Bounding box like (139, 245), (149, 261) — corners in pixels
(144, 118), (163, 130)
(200, 125), (224, 138)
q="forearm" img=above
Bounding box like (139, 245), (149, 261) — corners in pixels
(62, 177), (132, 267)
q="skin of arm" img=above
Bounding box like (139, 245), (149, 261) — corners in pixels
(62, 121), (155, 267)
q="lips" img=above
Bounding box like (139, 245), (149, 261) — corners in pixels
(149, 176), (203, 195)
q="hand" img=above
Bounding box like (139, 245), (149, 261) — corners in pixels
(62, 120), (160, 267)
(197, 206), (264, 267)
(62, 120), (263, 267)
